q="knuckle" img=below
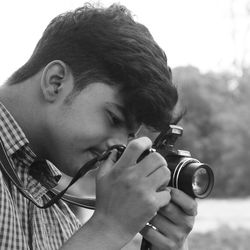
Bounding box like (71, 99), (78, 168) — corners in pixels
(187, 200), (198, 215)
(144, 195), (158, 213)
(183, 216), (195, 232)
(160, 164), (171, 178)
(193, 200), (198, 213)
(184, 221), (194, 233)
(133, 182), (147, 197)
(123, 172), (137, 189)
(163, 190), (171, 203)
(174, 242), (184, 250)
(163, 203), (172, 213)
(163, 240), (176, 250)
(168, 234), (186, 250)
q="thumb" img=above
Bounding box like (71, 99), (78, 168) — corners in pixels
(97, 149), (118, 177)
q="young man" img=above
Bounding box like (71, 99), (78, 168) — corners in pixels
(0, 3), (197, 250)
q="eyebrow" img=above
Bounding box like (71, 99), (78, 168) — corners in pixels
(105, 102), (126, 120)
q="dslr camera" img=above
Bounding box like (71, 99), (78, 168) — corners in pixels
(111, 124), (214, 199)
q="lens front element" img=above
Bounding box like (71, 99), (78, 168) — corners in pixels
(192, 168), (210, 197)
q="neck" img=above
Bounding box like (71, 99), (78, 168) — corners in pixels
(0, 79), (47, 158)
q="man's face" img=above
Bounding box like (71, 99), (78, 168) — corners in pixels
(44, 82), (131, 176)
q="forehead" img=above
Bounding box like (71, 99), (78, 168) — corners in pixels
(78, 82), (121, 102)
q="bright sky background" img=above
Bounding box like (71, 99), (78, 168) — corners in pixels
(0, 0), (249, 84)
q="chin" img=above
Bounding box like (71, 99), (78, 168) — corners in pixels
(58, 151), (97, 177)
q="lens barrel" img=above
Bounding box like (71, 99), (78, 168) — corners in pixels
(168, 157), (214, 198)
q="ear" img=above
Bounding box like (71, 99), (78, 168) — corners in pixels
(40, 60), (71, 102)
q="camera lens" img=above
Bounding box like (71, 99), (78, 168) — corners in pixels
(171, 159), (214, 198)
(192, 168), (210, 196)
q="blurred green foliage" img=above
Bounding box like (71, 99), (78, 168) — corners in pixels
(172, 66), (250, 198)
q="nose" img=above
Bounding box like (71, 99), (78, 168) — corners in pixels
(106, 135), (127, 148)
(106, 129), (130, 149)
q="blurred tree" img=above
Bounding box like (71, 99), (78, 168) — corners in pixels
(172, 66), (250, 198)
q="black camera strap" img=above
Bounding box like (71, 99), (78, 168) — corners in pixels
(0, 137), (100, 209)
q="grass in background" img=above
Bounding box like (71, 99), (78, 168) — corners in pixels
(189, 226), (250, 250)
(122, 226), (250, 250)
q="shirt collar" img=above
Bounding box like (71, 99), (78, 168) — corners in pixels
(0, 102), (29, 156)
(0, 102), (61, 189)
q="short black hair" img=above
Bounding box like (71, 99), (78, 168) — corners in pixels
(8, 3), (179, 131)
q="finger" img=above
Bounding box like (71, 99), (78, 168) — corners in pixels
(150, 213), (177, 238)
(97, 149), (118, 178)
(154, 189), (171, 209)
(117, 137), (152, 166)
(144, 164), (171, 190)
(140, 223), (177, 250)
(169, 188), (198, 216)
(136, 152), (168, 177)
(158, 202), (192, 225)
(150, 211), (194, 239)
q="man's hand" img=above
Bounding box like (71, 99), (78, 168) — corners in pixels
(90, 137), (172, 248)
(141, 188), (197, 250)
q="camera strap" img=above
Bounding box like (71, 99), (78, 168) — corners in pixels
(0, 137), (99, 209)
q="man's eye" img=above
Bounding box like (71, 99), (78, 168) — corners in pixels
(107, 111), (124, 127)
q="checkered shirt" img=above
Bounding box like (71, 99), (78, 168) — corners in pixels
(0, 102), (82, 249)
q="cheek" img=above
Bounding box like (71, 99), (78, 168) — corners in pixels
(68, 112), (110, 145)
(46, 106), (110, 160)
(54, 114), (109, 152)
